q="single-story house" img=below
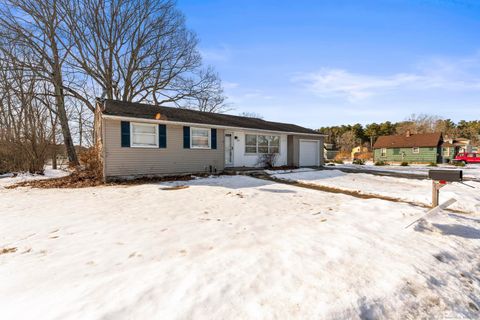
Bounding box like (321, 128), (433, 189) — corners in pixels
(373, 131), (443, 164)
(94, 99), (325, 181)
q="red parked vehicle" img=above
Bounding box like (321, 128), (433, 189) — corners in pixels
(454, 153), (480, 164)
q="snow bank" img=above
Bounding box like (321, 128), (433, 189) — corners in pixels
(271, 169), (480, 213)
(0, 175), (479, 319)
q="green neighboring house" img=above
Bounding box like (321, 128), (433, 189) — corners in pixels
(373, 131), (442, 164)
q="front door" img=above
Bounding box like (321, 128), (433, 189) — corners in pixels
(225, 133), (234, 166)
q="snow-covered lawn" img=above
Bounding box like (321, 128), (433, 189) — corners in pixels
(0, 167), (69, 189)
(1, 175), (479, 319)
(332, 162), (480, 179)
(270, 169), (480, 214)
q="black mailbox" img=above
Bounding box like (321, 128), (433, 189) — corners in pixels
(428, 169), (463, 182)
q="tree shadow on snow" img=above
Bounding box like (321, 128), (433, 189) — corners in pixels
(258, 188), (296, 193)
(448, 213), (480, 224)
(177, 175), (279, 190)
(432, 223), (480, 239)
(357, 297), (387, 320)
(279, 169), (347, 182)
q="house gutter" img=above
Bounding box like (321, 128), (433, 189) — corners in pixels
(101, 114), (327, 137)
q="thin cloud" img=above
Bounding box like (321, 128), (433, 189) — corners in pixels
(200, 45), (232, 62)
(223, 81), (239, 89)
(293, 55), (480, 101)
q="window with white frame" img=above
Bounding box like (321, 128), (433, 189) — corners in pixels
(381, 148), (387, 157)
(191, 127), (210, 149)
(443, 147), (450, 156)
(245, 134), (280, 154)
(131, 123), (158, 147)
(245, 134), (257, 153)
(412, 147), (420, 154)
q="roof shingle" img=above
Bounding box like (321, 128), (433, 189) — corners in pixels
(373, 132), (442, 148)
(101, 99), (320, 135)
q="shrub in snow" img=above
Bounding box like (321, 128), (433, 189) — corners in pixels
(428, 162), (437, 167)
(79, 147), (103, 180)
(334, 150), (350, 161)
(257, 153), (279, 169)
(356, 152), (373, 161)
(400, 162), (409, 166)
(352, 159), (365, 165)
(0, 140), (47, 174)
(375, 160), (388, 166)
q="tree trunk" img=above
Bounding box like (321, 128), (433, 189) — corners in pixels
(52, 48), (78, 166)
(54, 79), (78, 166)
(52, 150), (57, 169)
(49, 10), (79, 167)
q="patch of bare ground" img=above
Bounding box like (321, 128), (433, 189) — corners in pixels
(1, 247), (17, 255)
(6, 169), (103, 189)
(160, 185), (189, 191)
(6, 169), (204, 189)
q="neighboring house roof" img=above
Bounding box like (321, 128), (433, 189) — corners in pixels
(101, 99), (321, 135)
(373, 132), (442, 148)
(324, 143), (338, 150)
(442, 138), (471, 147)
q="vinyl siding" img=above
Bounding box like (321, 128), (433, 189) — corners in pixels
(287, 136), (294, 166)
(103, 119), (224, 178)
(373, 147), (439, 163)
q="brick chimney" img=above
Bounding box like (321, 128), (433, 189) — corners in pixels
(406, 130), (411, 137)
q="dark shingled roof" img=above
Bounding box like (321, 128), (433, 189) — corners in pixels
(373, 132), (442, 148)
(102, 99), (320, 135)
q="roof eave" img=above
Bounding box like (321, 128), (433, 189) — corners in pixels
(101, 114), (326, 137)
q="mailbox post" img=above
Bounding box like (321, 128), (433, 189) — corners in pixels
(427, 170), (463, 207)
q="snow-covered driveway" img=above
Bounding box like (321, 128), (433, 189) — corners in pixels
(0, 175), (479, 319)
(270, 169), (480, 214)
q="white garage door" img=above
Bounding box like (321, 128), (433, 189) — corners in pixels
(299, 140), (319, 166)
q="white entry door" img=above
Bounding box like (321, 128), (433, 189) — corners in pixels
(225, 133), (234, 166)
(299, 140), (319, 166)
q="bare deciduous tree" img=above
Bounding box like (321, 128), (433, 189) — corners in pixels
(62, 0), (223, 108)
(183, 68), (230, 112)
(0, 55), (53, 173)
(396, 114), (443, 135)
(0, 0), (79, 165)
(338, 130), (359, 151)
(238, 112), (263, 119)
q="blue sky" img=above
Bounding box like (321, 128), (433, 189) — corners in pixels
(178, 0), (480, 128)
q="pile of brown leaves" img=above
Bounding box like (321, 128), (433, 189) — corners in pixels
(7, 169), (103, 189)
(7, 170), (201, 189)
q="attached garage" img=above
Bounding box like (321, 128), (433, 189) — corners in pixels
(299, 140), (321, 166)
(287, 135), (325, 168)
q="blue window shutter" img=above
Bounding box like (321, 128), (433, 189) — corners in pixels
(158, 124), (167, 148)
(183, 126), (190, 148)
(211, 128), (217, 149)
(121, 121), (130, 147)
